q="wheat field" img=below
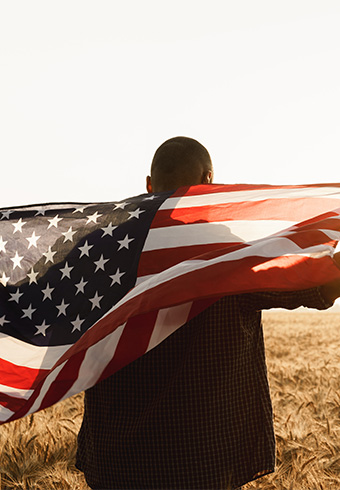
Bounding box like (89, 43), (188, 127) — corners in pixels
(1, 310), (340, 489)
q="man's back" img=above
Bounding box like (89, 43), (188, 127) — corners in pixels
(77, 287), (330, 489)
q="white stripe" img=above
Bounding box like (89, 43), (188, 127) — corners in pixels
(147, 302), (193, 352)
(160, 187), (340, 210)
(0, 333), (71, 368)
(0, 383), (33, 399)
(143, 220), (294, 251)
(60, 323), (126, 401)
(25, 361), (66, 417)
(0, 403), (15, 422)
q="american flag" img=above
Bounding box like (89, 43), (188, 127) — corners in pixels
(1, 183), (340, 424)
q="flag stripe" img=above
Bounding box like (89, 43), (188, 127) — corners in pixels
(0, 357), (49, 390)
(143, 220), (295, 252)
(0, 333), (70, 369)
(152, 198), (340, 229)
(163, 185), (340, 208)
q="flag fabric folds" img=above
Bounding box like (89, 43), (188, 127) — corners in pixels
(1, 183), (340, 424)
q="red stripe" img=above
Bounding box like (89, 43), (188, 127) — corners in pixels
(0, 393), (26, 413)
(151, 199), (340, 229)
(39, 349), (87, 411)
(137, 243), (245, 277)
(98, 310), (159, 381)
(0, 357), (48, 390)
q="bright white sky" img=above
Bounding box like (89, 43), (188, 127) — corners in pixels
(1, 0), (339, 207)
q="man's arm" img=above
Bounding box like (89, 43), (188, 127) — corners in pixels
(320, 251), (340, 303)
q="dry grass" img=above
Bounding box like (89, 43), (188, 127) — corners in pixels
(1, 310), (340, 489)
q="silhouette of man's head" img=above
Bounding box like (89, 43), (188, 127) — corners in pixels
(146, 136), (213, 193)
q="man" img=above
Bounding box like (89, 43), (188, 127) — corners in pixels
(76, 137), (340, 489)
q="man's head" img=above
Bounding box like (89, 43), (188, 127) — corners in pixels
(146, 136), (213, 193)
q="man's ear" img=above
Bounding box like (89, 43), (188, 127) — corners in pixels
(202, 170), (213, 184)
(146, 175), (153, 193)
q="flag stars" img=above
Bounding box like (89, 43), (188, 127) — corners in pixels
(60, 262), (74, 279)
(75, 277), (88, 294)
(110, 268), (125, 286)
(79, 240), (93, 258)
(128, 208), (145, 220)
(0, 315), (10, 327)
(0, 236), (7, 253)
(41, 283), (54, 301)
(26, 230), (40, 249)
(10, 251), (24, 270)
(0, 272), (10, 287)
(72, 206), (87, 214)
(9, 288), (23, 303)
(62, 226), (77, 243)
(34, 320), (50, 336)
(56, 299), (70, 316)
(27, 267), (39, 284)
(101, 222), (117, 237)
(12, 218), (26, 233)
(47, 215), (62, 229)
(21, 304), (36, 320)
(113, 202), (128, 210)
(144, 195), (157, 201)
(117, 234), (134, 251)
(86, 211), (102, 224)
(43, 246), (57, 264)
(89, 291), (103, 310)
(71, 314), (85, 333)
(94, 254), (109, 272)
(1, 210), (13, 220)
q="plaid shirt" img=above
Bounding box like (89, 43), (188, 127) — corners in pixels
(76, 289), (330, 490)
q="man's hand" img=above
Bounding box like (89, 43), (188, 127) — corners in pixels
(320, 251), (340, 304)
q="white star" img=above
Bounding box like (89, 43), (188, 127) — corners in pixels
(1, 210), (13, 220)
(144, 195), (157, 201)
(75, 277), (88, 294)
(0, 315), (10, 327)
(34, 208), (46, 216)
(94, 254), (109, 272)
(10, 251), (24, 270)
(86, 211), (102, 224)
(9, 288), (23, 303)
(60, 262), (74, 279)
(79, 240), (93, 258)
(0, 272), (10, 287)
(128, 208), (145, 220)
(27, 267), (39, 284)
(62, 226), (77, 243)
(41, 283), (54, 301)
(0, 236), (7, 253)
(47, 215), (62, 229)
(72, 206), (86, 214)
(43, 246), (57, 264)
(113, 202), (128, 210)
(89, 291), (103, 310)
(26, 231), (40, 249)
(117, 234), (134, 251)
(21, 304), (36, 320)
(34, 320), (50, 336)
(56, 298), (70, 316)
(110, 268), (125, 286)
(71, 314), (84, 333)
(101, 222), (117, 237)
(13, 218), (26, 233)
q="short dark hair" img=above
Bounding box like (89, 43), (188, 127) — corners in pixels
(150, 136), (212, 192)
